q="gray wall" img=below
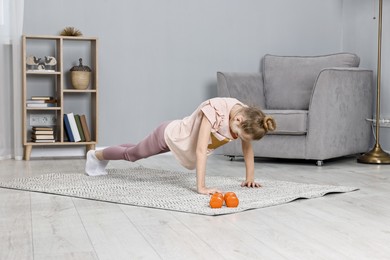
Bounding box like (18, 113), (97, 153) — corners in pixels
(24, 0), (345, 147)
(342, 0), (390, 151)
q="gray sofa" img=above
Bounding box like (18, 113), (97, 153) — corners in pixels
(217, 53), (373, 165)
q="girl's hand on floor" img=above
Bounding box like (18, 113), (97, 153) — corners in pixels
(197, 187), (222, 195)
(241, 181), (261, 188)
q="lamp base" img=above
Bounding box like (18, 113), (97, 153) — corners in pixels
(357, 145), (390, 164)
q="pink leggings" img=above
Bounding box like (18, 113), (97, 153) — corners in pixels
(102, 121), (171, 161)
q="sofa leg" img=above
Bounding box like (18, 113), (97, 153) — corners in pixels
(227, 156), (235, 161)
(316, 160), (324, 166)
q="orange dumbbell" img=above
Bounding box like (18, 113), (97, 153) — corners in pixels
(209, 192), (224, 208)
(224, 192), (239, 208)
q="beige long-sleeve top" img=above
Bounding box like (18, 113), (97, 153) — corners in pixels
(164, 97), (244, 170)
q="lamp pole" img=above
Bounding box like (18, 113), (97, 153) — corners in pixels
(358, 0), (390, 164)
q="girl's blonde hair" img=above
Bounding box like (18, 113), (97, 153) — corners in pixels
(240, 106), (276, 140)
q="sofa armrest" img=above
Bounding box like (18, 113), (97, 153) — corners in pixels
(217, 72), (266, 108)
(306, 68), (373, 159)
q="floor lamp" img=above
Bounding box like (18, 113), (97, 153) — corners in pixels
(358, 0), (390, 164)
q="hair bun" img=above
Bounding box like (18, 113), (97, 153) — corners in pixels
(263, 116), (276, 132)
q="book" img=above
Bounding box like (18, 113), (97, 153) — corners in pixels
(63, 114), (74, 142)
(27, 99), (57, 104)
(31, 134), (54, 140)
(80, 114), (91, 142)
(74, 115), (86, 142)
(32, 139), (56, 143)
(31, 96), (54, 100)
(66, 113), (81, 142)
(27, 103), (56, 108)
(33, 130), (54, 135)
(31, 126), (55, 142)
(26, 100), (46, 104)
(32, 126), (53, 131)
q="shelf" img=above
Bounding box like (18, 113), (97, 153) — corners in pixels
(22, 35), (99, 160)
(63, 89), (97, 93)
(25, 141), (97, 146)
(24, 35), (98, 41)
(26, 71), (60, 75)
(26, 107), (61, 111)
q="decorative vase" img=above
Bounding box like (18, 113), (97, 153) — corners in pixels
(70, 58), (92, 90)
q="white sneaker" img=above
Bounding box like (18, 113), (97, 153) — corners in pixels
(85, 150), (109, 176)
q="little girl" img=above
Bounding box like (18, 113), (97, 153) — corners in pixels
(85, 97), (276, 195)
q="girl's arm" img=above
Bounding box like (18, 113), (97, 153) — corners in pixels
(196, 115), (221, 195)
(241, 140), (261, 188)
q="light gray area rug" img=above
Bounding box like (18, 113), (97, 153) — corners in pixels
(0, 166), (357, 216)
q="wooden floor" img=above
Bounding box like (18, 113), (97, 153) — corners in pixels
(0, 154), (389, 260)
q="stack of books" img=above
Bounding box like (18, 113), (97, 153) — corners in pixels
(26, 96), (57, 108)
(31, 126), (55, 143)
(63, 113), (91, 142)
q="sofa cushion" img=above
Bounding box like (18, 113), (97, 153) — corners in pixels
(263, 53), (360, 110)
(264, 110), (308, 135)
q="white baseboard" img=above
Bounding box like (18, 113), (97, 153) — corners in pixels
(30, 147), (86, 158)
(26, 146), (174, 159)
(30, 146), (107, 159)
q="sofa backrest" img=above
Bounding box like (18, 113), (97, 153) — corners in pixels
(262, 53), (360, 110)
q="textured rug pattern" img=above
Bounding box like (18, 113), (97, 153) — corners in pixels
(0, 167), (357, 216)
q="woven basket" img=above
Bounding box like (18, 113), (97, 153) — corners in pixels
(71, 71), (91, 90)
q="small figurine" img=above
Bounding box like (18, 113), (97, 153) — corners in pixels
(26, 55), (40, 66)
(44, 56), (57, 66)
(26, 56), (40, 70)
(44, 56), (57, 71)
